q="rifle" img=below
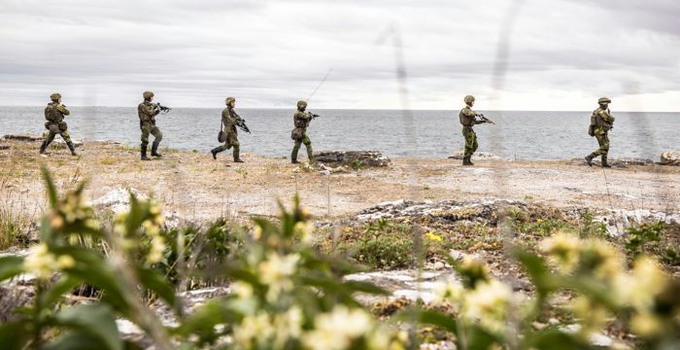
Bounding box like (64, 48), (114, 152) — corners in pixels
(151, 102), (172, 114)
(477, 113), (495, 125)
(235, 118), (251, 133)
(310, 113), (321, 120)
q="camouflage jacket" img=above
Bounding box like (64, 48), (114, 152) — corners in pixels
(459, 106), (482, 127)
(44, 102), (70, 124)
(138, 101), (160, 125)
(293, 110), (312, 129)
(591, 107), (615, 135)
(222, 107), (241, 134)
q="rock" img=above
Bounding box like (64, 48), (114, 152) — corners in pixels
(0, 144), (9, 150)
(314, 151), (391, 168)
(3, 134), (42, 142)
(92, 188), (144, 214)
(660, 151), (680, 166)
(448, 150), (501, 160)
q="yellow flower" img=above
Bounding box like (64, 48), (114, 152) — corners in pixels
(631, 312), (665, 338)
(462, 279), (514, 334)
(425, 232), (443, 242)
(303, 306), (374, 350)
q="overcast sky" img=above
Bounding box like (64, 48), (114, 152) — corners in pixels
(1, 0), (679, 111)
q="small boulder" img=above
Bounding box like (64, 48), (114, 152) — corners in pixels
(314, 151), (391, 168)
(660, 151), (680, 166)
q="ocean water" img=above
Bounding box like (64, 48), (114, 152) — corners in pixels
(1, 106), (678, 160)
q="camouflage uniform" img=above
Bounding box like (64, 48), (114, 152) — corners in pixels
(291, 100), (313, 164)
(585, 97), (615, 168)
(211, 97), (244, 162)
(459, 95), (486, 165)
(39, 93), (77, 156)
(138, 91), (163, 160)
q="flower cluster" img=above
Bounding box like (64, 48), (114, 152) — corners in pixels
(23, 243), (75, 280)
(49, 191), (99, 232)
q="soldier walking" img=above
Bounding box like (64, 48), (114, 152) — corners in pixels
(39, 93), (78, 156)
(138, 91), (163, 161)
(291, 100), (315, 164)
(211, 97), (244, 163)
(585, 97), (615, 168)
(459, 95), (488, 166)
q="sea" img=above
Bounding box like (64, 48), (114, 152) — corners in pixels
(1, 106), (678, 160)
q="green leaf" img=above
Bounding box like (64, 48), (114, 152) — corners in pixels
(53, 304), (123, 350)
(0, 321), (31, 349)
(523, 329), (593, 349)
(44, 331), (116, 350)
(136, 267), (176, 308)
(514, 249), (555, 299)
(399, 309), (458, 334)
(40, 165), (58, 208)
(0, 255), (25, 282)
(42, 276), (83, 307)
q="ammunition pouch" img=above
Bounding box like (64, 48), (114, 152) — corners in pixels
(58, 121), (68, 132)
(44, 122), (51, 130)
(291, 127), (303, 141)
(218, 130), (226, 143)
(588, 124), (595, 137)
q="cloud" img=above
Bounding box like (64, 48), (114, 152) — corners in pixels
(0, 0), (679, 111)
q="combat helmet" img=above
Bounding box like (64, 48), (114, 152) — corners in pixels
(297, 100), (308, 108)
(225, 97), (235, 105)
(143, 91), (155, 100)
(50, 93), (62, 102)
(464, 95), (475, 104)
(598, 97), (611, 104)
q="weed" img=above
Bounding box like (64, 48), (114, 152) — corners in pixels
(625, 221), (664, 257)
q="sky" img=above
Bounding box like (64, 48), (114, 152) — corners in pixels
(0, 0), (679, 111)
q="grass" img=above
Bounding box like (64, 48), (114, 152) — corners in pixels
(0, 201), (33, 250)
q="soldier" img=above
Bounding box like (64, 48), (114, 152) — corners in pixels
(210, 97), (244, 163)
(138, 91), (163, 161)
(291, 100), (315, 164)
(459, 95), (488, 166)
(39, 93), (77, 156)
(585, 97), (615, 168)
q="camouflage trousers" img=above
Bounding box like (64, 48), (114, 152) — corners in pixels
(213, 131), (239, 152)
(462, 126), (478, 158)
(588, 133), (610, 159)
(140, 123), (163, 148)
(45, 127), (72, 144)
(292, 133), (313, 161)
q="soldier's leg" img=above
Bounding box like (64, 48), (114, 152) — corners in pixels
(232, 138), (243, 162)
(291, 140), (302, 163)
(40, 131), (57, 154)
(211, 142), (229, 159)
(151, 127), (163, 157)
(302, 135), (313, 162)
(600, 134), (611, 167)
(60, 131), (77, 156)
(140, 126), (150, 161)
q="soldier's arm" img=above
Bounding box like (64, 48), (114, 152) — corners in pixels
(599, 110), (615, 123)
(56, 104), (70, 116)
(140, 103), (158, 117)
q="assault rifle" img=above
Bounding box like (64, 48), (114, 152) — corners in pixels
(235, 118), (251, 133)
(151, 103), (172, 114)
(477, 113), (495, 125)
(310, 113), (321, 120)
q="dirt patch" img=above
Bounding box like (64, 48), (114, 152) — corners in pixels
(1, 138), (680, 225)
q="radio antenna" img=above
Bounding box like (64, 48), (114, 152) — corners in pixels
(306, 68), (333, 102)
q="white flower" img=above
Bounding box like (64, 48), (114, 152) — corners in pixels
(258, 252), (300, 301)
(23, 244), (75, 279)
(273, 306), (304, 347)
(462, 279), (514, 334)
(233, 312), (274, 348)
(303, 306), (374, 350)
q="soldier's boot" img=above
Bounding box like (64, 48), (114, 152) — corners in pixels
(601, 156), (611, 168)
(291, 148), (300, 164)
(141, 145), (150, 161)
(66, 142), (78, 156)
(233, 146), (244, 163)
(463, 156), (474, 166)
(39, 140), (50, 154)
(151, 141), (162, 157)
(585, 154), (594, 167)
(210, 147), (220, 160)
